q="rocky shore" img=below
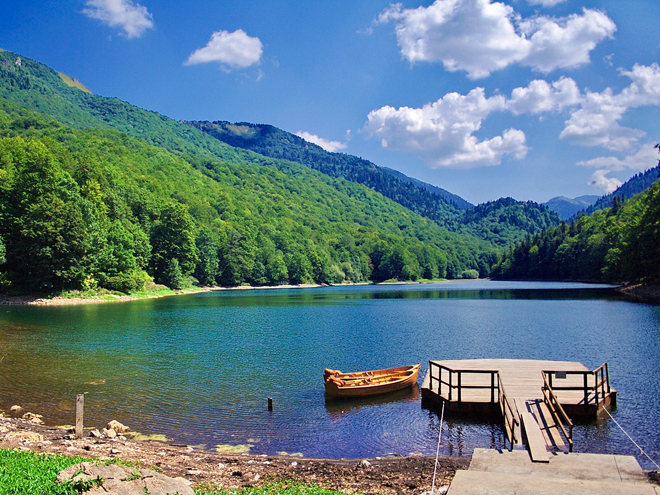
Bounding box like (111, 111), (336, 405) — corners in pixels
(0, 413), (467, 494)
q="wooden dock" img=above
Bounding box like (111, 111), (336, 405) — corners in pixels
(421, 359), (616, 461)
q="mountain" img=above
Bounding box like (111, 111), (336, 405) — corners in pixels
(183, 120), (470, 222)
(0, 50), (500, 293)
(492, 175), (660, 284)
(543, 195), (599, 220)
(578, 166), (660, 218)
(461, 198), (561, 247)
(185, 120), (560, 244)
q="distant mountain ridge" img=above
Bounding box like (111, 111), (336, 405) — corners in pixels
(543, 195), (599, 220)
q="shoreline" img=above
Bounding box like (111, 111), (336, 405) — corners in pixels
(0, 415), (467, 494)
(0, 279), (450, 307)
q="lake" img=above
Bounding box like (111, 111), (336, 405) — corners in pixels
(0, 281), (659, 466)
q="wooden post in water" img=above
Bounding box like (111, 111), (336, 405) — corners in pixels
(267, 398), (273, 411)
(75, 394), (84, 439)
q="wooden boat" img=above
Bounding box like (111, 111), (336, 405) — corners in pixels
(324, 363), (420, 398)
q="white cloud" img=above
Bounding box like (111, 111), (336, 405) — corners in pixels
(377, 0), (615, 79)
(577, 144), (659, 172)
(83, 0), (153, 39)
(560, 63), (660, 150)
(578, 144), (658, 194)
(365, 63), (660, 169)
(296, 132), (347, 152)
(186, 30), (263, 69)
(527, 0), (567, 6)
(520, 9), (617, 73)
(363, 88), (527, 168)
(507, 77), (580, 115)
(588, 169), (622, 193)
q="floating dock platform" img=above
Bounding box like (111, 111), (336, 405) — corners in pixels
(421, 359), (616, 461)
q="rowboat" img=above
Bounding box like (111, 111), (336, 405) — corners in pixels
(324, 363), (420, 398)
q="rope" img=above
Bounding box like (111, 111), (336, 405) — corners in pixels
(601, 406), (660, 470)
(431, 401), (445, 495)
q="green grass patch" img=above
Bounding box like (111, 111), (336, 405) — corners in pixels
(0, 449), (96, 494)
(195, 481), (356, 495)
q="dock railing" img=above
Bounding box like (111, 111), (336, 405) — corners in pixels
(428, 361), (499, 403)
(541, 371), (574, 451)
(499, 380), (519, 450)
(428, 361), (519, 449)
(543, 362), (610, 407)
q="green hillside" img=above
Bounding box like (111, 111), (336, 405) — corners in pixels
(0, 92), (497, 294)
(492, 172), (660, 284)
(186, 120), (561, 243)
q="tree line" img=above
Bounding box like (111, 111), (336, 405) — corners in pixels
(492, 166), (660, 285)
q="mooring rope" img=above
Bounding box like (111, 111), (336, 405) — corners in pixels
(431, 401), (446, 495)
(601, 406), (660, 470)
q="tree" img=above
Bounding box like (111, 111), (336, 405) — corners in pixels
(150, 202), (199, 287)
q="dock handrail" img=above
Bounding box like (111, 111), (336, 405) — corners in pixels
(541, 371), (574, 451)
(498, 380), (519, 450)
(543, 362), (610, 407)
(428, 361), (499, 403)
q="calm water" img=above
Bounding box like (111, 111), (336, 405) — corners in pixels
(1, 281), (659, 466)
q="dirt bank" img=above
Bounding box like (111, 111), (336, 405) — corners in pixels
(0, 416), (468, 494)
(616, 284), (660, 304)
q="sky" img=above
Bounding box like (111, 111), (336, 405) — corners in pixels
(1, 0), (660, 205)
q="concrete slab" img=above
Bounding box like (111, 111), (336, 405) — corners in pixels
(468, 448), (648, 482)
(447, 470), (659, 495)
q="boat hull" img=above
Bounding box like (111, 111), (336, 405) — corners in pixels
(324, 363), (420, 399)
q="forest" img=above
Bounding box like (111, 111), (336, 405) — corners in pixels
(0, 100), (499, 294)
(492, 165), (660, 284)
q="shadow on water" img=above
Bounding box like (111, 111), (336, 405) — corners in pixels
(324, 385), (420, 417)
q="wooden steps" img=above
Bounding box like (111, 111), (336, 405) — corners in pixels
(447, 449), (658, 495)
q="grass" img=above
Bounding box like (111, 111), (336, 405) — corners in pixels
(0, 450), (355, 495)
(0, 449), (98, 495)
(56, 72), (92, 94)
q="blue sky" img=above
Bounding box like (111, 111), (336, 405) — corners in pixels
(2, 0), (660, 204)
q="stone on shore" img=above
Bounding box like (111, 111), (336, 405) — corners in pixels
(107, 420), (129, 433)
(57, 462), (194, 495)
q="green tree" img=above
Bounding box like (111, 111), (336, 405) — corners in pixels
(150, 202), (199, 286)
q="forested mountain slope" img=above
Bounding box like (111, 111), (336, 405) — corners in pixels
(492, 174), (660, 284)
(186, 120), (562, 244)
(0, 57), (499, 294)
(184, 120), (469, 221)
(543, 195), (599, 220)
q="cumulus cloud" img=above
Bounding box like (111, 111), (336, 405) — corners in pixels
(577, 144), (659, 172)
(365, 63), (660, 169)
(520, 9), (618, 73)
(587, 169), (622, 193)
(377, 0), (615, 79)
(296, 132), (347, 152)
(507, 77), (580, 115)
(83, 0), (153, 39)
(186, 30), (263, 69)
(363, 88), (527, 168)
(560, 63), (660, 150)
(527, 0), (567, 6)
